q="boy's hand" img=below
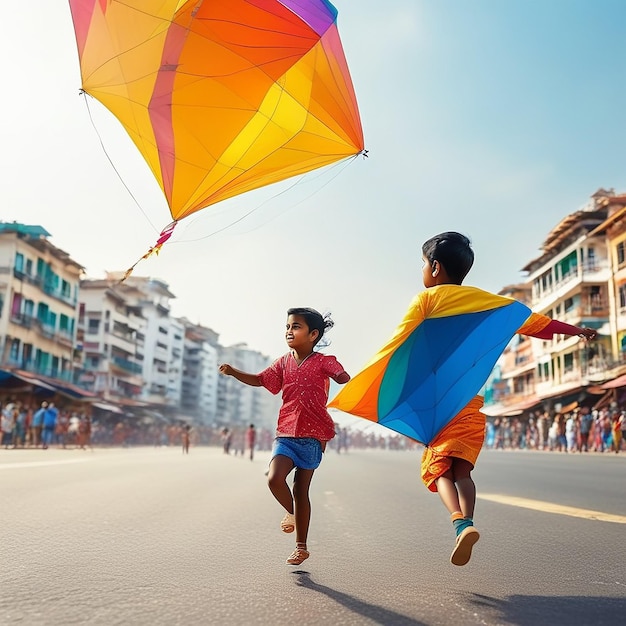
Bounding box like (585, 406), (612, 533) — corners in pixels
(578, 327), (597, 340)
(219, 364), (233, 376)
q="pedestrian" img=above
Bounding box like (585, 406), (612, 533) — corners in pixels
(42, 402), (58, 449)
(611, 411), (622, 453)
(578, 406), (594, 452)
(31, 401), (47, 448)
(219, 307), (350, 566)
(221, 427), (232, 454)
(1, 401), (15, 448)
(565, 412), (577, 453)
(330, 231), (596, 566)
(182, 424), (191, 454)
(246, 424), (256, 461)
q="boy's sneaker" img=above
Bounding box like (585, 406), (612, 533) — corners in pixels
(450, 526), (480, 566)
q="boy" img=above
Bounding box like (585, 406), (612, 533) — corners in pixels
(330, 232), (596, 565)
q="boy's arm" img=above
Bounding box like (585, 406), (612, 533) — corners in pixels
(525, 319), (597, 340)
(218, 364), (262, 387)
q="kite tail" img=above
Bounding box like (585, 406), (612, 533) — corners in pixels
(121, 221), (178, 282)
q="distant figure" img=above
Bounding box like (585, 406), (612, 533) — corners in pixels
(611, 412), (622, 453)
(246, 424), (257, 461)
(42, 402), (58, 450)
(31, 401), (48, 448)
(337, 427), (349, 454)
(77, 415), (92, 450)
(182, 424), (191, 454)
(219, 307), (350, 566)
(221, 427), (232, 454)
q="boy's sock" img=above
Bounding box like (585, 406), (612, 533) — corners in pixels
(451, 512), (474, 537)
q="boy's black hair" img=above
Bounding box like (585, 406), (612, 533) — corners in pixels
(422, 231), (474, 284)
(287, 307), (334, 347)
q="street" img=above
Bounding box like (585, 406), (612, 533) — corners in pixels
(0, 446), (624, 625)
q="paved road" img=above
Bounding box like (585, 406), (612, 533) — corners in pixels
(0, 446), (624, 625)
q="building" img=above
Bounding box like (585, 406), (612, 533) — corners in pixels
(484, 189), (624, 417)
(0, 223), (83, 381)
(180, 320), (220, 424)
(76, 277), (145, 401)
(216, 343), (279, 430)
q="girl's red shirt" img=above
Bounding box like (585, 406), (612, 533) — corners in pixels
(258, 351), (347, 442)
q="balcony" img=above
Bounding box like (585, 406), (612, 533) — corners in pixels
(111, 356), (143, 375)
(533, 261), (611, 311)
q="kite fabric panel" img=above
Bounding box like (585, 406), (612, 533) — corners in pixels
(328, 285), (534, 445)
(68, 0), (364, 222)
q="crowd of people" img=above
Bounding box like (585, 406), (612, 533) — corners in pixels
(1, 399), (92, 450)
(487, 405), (625, 453)
(2, 397), (625, 455)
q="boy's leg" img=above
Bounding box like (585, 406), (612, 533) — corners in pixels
(434, 459), (479, 566)
(452, 459), (476, 519)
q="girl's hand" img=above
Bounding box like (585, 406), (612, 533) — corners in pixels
(219, 364), (233, 376)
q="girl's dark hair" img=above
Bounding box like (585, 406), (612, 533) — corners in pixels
(287, 307), (334, 348)
(422, 231), (474, 284)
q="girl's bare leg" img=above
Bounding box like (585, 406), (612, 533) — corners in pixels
(292, 468), (315, 546)
(267, 455), (295, 512)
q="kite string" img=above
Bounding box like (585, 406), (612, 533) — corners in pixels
(174, 153), (364, 243)
(80, 90), (159, 235)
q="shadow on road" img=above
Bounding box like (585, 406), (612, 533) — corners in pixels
(469, 592), (626, 625)
(292, 570), (426, 626)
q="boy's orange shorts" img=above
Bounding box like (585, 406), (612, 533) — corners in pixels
(421, 396), (486, 492)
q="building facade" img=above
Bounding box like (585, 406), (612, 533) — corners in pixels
(0, 223), (83, 382)
(485, 189), (626, 417)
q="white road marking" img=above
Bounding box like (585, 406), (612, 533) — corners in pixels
(0, 458), (90, 470)
(479, 493), (626, 524)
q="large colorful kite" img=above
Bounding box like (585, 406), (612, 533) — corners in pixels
(68, 0), (364, 271)
(329, 286), (550, 445)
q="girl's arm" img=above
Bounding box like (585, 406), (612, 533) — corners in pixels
(526, 319), (597, 340)
(334, 371), (351, 384)
(218, 364), (262, 387)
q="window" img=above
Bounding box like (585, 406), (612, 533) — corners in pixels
(617, 241), (626, 267)
(557, 251), (578, 280)
(60, 314), (70, 333)
(619, 283), (626, 309)
(9, 338), (20, 361)
(88, 318), (100, 334)
(563, 352), (574, 373)
(15, 252), (24, 272)
(37, 302), (49, 324)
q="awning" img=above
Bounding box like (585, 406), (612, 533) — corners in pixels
(601, 374), (626, 389)
(0, 369), (57, 392)
(92, 401), (124, 414)
(557, 400), (578, 414)
(483, 396), (541, 417)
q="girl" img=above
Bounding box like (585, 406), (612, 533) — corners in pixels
(219, 307), (350, 565)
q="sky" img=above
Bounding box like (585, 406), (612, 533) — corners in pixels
(3, 1), (626, 384)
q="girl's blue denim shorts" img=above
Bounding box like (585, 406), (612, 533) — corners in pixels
(272, 437), (323, 470)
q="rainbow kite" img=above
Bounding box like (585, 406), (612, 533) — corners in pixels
(68, 0), (364, 268)
(329, 285), (544, 445)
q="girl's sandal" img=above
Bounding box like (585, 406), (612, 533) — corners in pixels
(280, 512), (295, 533)
(286, 546), (309, 565)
